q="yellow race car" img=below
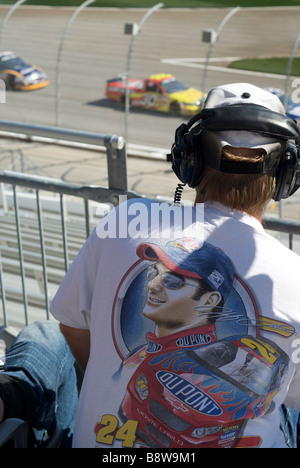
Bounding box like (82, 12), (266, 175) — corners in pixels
(0, 51), (49, 91)
(106, 73), (206, 116)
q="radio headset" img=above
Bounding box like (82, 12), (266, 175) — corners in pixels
(167, 103), (300, 204)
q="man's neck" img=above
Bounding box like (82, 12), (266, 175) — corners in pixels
(194, 196), (263, 223)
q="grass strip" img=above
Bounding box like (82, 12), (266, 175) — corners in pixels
(228, 57), (300, 77)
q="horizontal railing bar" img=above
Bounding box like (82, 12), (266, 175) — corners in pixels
(0, 170), (140, 205)
(0, 119), (125, 150)
(1, 171), (300, 234)
(263, 216), (300, 235)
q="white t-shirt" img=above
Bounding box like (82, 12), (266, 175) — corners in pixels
(50, 199), (300, 449)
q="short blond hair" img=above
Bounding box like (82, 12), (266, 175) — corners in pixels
(196, 146), (276, 217)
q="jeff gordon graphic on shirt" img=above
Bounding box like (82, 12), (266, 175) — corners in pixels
(94, 238), (292, 449)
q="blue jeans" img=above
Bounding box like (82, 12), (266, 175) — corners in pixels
(280, 405), (300, 448)
(1, 321), (78, 447)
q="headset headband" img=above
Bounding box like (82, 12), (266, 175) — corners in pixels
(187, 104), (300, 141)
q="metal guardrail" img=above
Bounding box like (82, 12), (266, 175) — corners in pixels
(0, 121), (141, 328)
(0, 119), (137, 200)
(0, 170), (103, 326)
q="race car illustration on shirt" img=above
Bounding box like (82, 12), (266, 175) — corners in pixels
(93, 237), (292, 449)
(118, 334), (289, 449)
(105, 73), (206, 116)
(0, 51), (49, 91)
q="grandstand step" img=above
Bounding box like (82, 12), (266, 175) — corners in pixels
(1, 256), (64, 285)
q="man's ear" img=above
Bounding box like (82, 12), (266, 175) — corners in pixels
(198, 291), (222, 308)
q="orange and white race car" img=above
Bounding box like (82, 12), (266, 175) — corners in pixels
(0, 51), (49, 91)
(105, 73), (206, 116)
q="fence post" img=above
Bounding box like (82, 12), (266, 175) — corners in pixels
(56, 0), (95, 127)
(0, 0), (28, 49)
(201, 6), (241, 93)
(104, 135), (128, 198)
(124, 3), (164, 143)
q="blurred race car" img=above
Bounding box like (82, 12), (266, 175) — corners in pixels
(0, 51), (49, 91)
(265, 87), (300, 127)
(105, 73), (206, 116)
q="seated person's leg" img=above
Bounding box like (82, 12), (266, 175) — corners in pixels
(0, 321), (78, 447)
(280, 405), (300, 448)
(0, 397), (3, 422)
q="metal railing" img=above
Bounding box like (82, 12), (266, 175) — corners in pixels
(0, 169), (137, 328)
(0, 119), (132, 199)
(263, 216), (300, 251)
(0, 121), (140, 328)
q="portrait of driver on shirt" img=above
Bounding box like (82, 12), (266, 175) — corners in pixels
(137, 237), (234, 339)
